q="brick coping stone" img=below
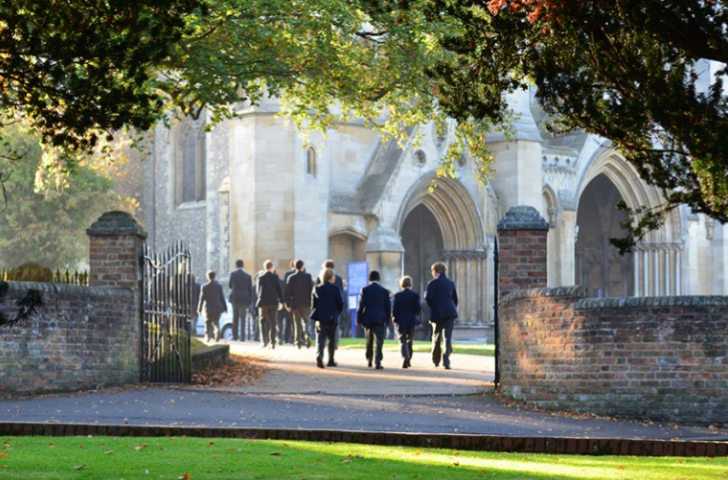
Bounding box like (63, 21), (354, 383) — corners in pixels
(499, 285), (728, 308)
(3, 280), (134, 298)
(0, 422), (725, 458)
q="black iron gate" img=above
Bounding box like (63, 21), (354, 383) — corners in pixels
(142, 242), (193, 383)
(493, 236), (500, 389)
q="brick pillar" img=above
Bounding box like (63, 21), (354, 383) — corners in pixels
(497, 206), (549, 297)
(87, 211), (147, 289)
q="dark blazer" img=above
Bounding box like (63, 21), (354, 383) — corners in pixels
(228, 268), (253, 306)
(316, 273), (345, 301)
(284, 268), (297, 284)
(356, 282), (391, 326)
(425, 274), (459, 321)
(198, 280), (227, 317)
(286, 270), (314, 309)
(255, 270), (283, 308)
(310, 282), (344, 324)
(392, 288), (421, 329)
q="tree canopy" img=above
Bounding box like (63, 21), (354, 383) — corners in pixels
(421, 0), (728, 235)
(2, 0), (728, 241)
(0, 0), (202, 152)
(0, 121), (128, 270)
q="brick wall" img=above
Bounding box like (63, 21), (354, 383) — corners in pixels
(0, 281), (140, 395)
(497, 205), (549, 297)
(499, 287), (728, 425)
(498, 230), (548, 296)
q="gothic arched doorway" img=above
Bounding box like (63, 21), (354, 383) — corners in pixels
(576, 174), (634, 297)
(401, 204), (444, 295)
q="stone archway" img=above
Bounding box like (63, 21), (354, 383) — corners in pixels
(575, 174), (634, 297)
(397, 175), (488, 324)
(401, 205), (444, 296)
(577, 153), (685, 296)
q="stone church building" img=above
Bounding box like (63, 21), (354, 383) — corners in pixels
(126, 88), (728, 338)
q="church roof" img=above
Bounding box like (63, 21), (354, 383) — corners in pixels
(331, 127), (414, 215)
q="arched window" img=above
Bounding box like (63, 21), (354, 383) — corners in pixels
(306, 147), (317, 178)
(177, 116), (207, 205)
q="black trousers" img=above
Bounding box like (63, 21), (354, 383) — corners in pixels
(259, 306), (278, 346)
(231, 303), (248, 341)
(431, 317), (455, 367)
(397, 326), (415, 364)
(315, 321), (337, 361)
(364, 323), (386, 367)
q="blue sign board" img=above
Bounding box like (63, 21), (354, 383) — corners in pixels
(347, 261), (368, 337)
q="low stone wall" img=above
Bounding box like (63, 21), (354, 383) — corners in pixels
(191, 344), (230, 372)
(0, 281), (140, 395)
(499, 287), (728, 425)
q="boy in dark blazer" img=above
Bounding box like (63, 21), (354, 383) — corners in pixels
(310, 268), (344, 368)
(229, 259), (253, 341)
(425, 261), (459, 369)
(285, 259), (314, 349)
(255, 259), (283, 349)
(198, 270), (228, 342)
(356, 270), (391, 369)
(392, 275), (421, 369)
(425, 262), (458, 370)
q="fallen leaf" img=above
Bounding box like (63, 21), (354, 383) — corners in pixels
(178, 475), (191, 480)
(452, 461), (460, 466)
(0, 454), (5, 459)
(342, 460), (351, 464)
(105, 451), (114, 455)
(270, 452), (282, 456)
(73, 465), (86, 470)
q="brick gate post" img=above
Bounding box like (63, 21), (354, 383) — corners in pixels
(497, 206), (549, 297)
(87, 211), (147, 290)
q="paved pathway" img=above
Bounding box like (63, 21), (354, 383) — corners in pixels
(0, 340), (726, 441)
(217, 341), (493, 395)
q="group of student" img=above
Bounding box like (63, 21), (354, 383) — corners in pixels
(197, 258), (459, 371)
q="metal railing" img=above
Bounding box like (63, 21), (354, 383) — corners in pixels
(0, 268), (89, 286)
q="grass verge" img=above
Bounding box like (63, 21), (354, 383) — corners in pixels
(0, 436), (724, 479)
(338, 337), (495, 356)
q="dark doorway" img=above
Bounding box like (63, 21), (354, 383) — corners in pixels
(575, 174), (634, 297)
(402, 204), (444, 296)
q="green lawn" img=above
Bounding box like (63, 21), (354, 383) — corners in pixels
(338, 337), (495, 356)
(0, 436), (724, 479)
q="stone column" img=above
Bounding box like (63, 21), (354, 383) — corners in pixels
(633, 248), (641, 297)
(364, 227), (405, 294)
(665, 248), (671, 295)
(87, 211), (147, 289)
(675, 247), (682, 295)
(497, 206), (550, 297)
(654, 246), (661, 296)
(643, 248), (650, 296)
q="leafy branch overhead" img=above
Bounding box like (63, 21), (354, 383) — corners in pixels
(419, 0), (728, 230)
(0, 281), (43, 327)
(2, 0), (728, 243)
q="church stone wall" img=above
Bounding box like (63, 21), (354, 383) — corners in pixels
(499, 287), (728, 425)
(149, 123), (209, 281)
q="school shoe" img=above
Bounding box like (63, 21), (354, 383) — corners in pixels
(375, 365), (384, 370)
(402, 360), (408, 369)
(367, 361), (373, 368)
(316, 358), (325, 369)
(327, 360), (338, 367)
